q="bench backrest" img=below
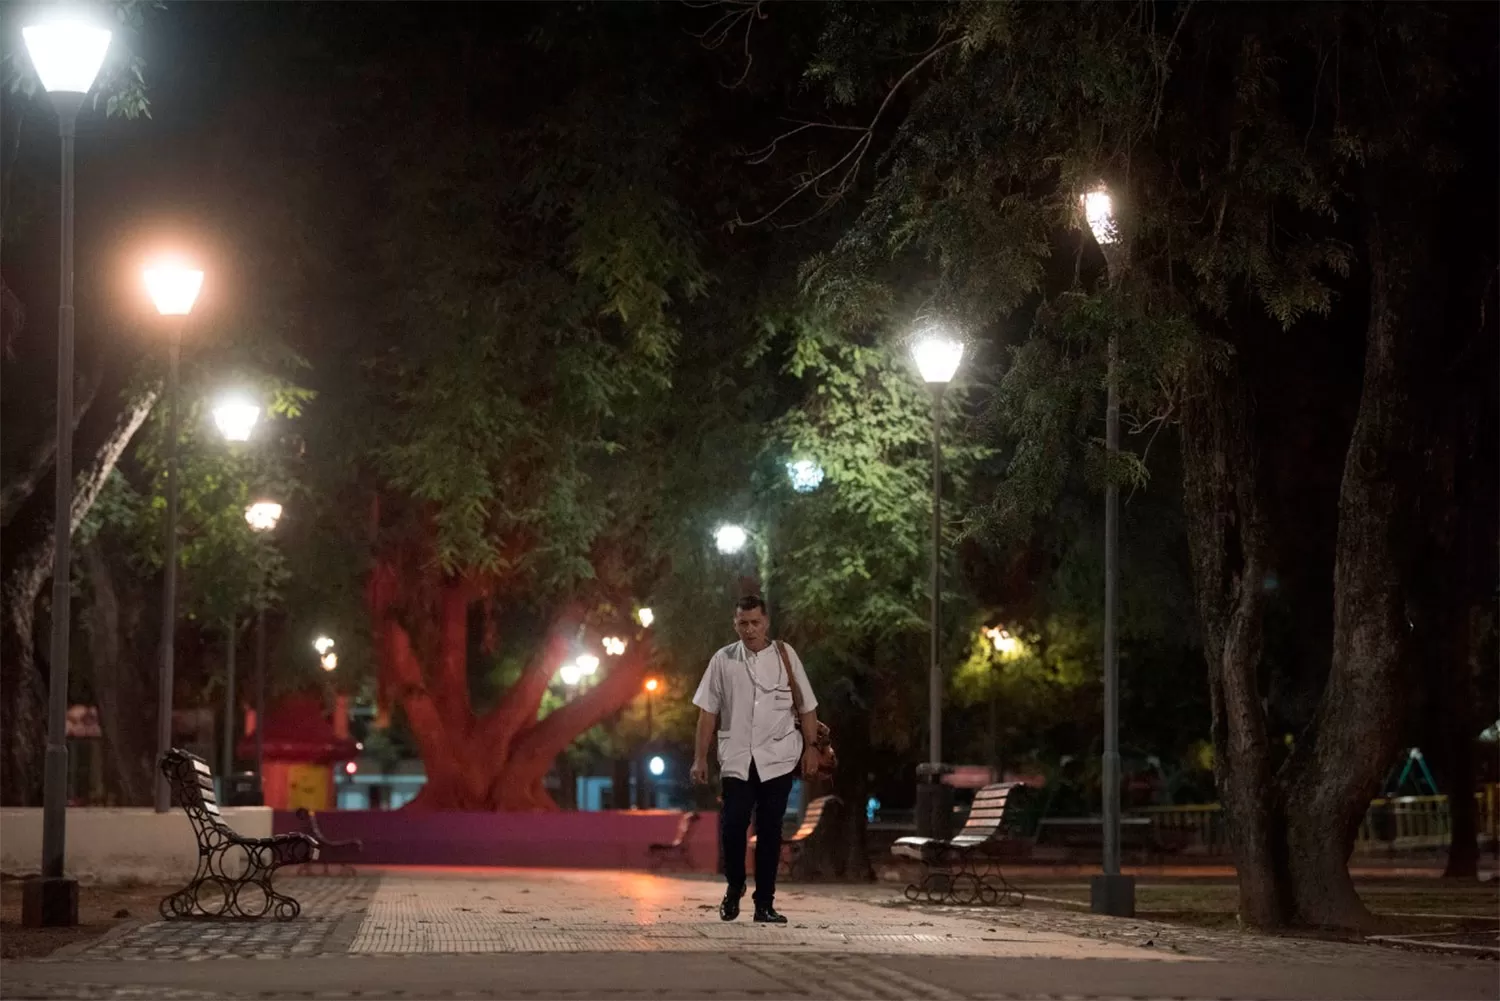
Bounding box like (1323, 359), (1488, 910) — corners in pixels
(955, 783), (1020, 841)
(791, 795), (836, 841)
(161, 748), (225, 831)
(671, 811), (699, 846)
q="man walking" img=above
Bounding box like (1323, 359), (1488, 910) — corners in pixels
(690, 595), (821, 924)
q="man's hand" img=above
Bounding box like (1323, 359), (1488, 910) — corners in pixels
(691, 758), (709, 785)
(801, 746), (821, 781)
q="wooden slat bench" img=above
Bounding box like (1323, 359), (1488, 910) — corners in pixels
(648, 811), (699, 871)
(891, 782), (1025, 906)
(750, 794), (839, 878)
(159, 748), (317, 920)
(296, 808), (364, 876)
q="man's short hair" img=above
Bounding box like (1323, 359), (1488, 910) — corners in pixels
(735, 594), (767, 614)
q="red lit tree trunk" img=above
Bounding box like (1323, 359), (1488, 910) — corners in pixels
(367, 560), (650, 811)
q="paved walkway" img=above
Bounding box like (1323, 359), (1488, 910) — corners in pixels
(3, 869), (1495, 999)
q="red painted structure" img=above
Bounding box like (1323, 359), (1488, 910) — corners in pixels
(273, 808), (720, 872)
(237, 693), (358, 810)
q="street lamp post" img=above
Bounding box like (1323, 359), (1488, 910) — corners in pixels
(1082, 186), (1135, 917)
(245, 500), (282, 797)
(21, 15), (114, 929)
(215, 398), (262, 788)
(910, 327), (964, 837)
(145, 261), (205, 813)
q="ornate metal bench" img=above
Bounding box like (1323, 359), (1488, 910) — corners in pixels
(296, 808), (364, 876)
(159, 748), (317, 920)
(892, 782), (1025, 906)
(648, 811), (699, 871)
(750, 794), (840, 878)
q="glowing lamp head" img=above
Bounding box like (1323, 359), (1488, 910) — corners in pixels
(644, 677), (660, 693)
(143, 261), (204, 316)
(714, 524), (748, 555)
(910, 328), (965, 385)
(786, 459), (825, 493)
(636, 607), (655, 628)
(244, 501), (283, 532)
(213, 394), (261, 442)
(576, 653), (600, 677)
(1082, 188), (1120, 246)
(985, 626), (1021, 656)
(648, 756), (666, 777)
(559, 662), (582, 686)
(320, 651), (338, 671)
(603, 636), (627, 656)
(344, 761), (358, 776)
(22, 20), (112, 95)
(314, 636), (335, 655)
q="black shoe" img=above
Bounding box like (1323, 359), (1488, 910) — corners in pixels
(753, 903), (787, 924)
(720, 885), (744, 921)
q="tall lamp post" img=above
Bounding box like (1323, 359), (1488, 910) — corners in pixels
(1082, 186), (1135, 917)
(910, 327), (964, 837)
(20, 14), (114, 930)
(214, 396), (261, 787)
(244, 500), (282, 796)
(145, 260), (205, 813)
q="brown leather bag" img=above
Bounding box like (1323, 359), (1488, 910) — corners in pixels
(774, 640), (837, 780)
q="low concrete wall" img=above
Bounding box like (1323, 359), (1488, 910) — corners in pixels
(274, 809), (720, 873)
(0, 807), (273, 884)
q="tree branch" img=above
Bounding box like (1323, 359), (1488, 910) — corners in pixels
(735, 36), (961, 229)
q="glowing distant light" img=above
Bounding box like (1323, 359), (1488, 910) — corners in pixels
(320, 651), (338, 671)
(314, 636), (335, 655)
(244, 501), (283, 532)
(910, 328), (964, 384)
(636, 608), (655, 628)
(985, 626), (1021, 656)
(786, 459), (825, 493)
(644, 677), (660, 693)
(648, 756), (666, 777)
(559, 663), (582, 686)
(603, 636), (627, 657)
(576, 653), (600, 677)
(213, 394), (261, 442)
(22, 21), (112, 95)
(1082, 188), (1120, 246)
(714, 524), (748, 555)
(344, 761), (358, 775)
(143, 260), (204, 316)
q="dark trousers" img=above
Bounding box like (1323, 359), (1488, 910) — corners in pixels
(720, 761), (795, 906)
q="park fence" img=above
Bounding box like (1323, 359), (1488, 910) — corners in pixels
(1130, 785), (1500, 857)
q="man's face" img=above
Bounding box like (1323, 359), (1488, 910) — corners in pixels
(734, 607), (769, 649)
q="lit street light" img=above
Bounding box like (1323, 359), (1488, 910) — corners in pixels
(22, 11), (114, 929)
(211, 392), (261, 443)
(314, 636), (335, 655)
(786, 459), (825, 493)
(244, 501), (282, 794)
(602, 636), (627, 656)
(636, 607), (655, 628)
(714, 524), (748, 555)
(215, 404), (264, 793)
(1081, 183), (1134, 917)
(559, 662), (583, 686)
(648, 756), (666, 777)
(576, 653), (600, 677)
(146, 257), (205, 815)
(320, 651), (338, 672)
(910, 323), (963, 839)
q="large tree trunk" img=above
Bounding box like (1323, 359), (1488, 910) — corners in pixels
(81, 539), (156, 805)
(1180, 349), (1292, 928)
(1278, 178), (1432, 931)
(367, 560), (649, 811)
(0, 383), (157, 805)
